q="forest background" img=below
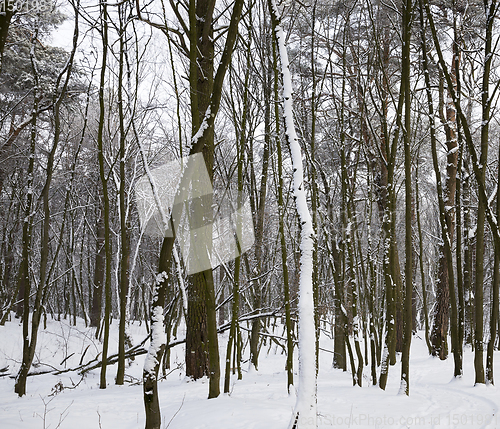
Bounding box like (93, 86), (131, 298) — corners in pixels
(1, 0), (500, 428)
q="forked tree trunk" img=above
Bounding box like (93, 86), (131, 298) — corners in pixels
(183, 0), (222, 396)
(137, 0), (245, 425)
(378, 32), (406, 390)
(14, 68), (38, 397)
(419, 0), (462, 376)
(431, 44), (460, 358)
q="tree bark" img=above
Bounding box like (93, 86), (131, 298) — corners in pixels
(400, 0), (413, 395)
(273, 36), (294, 390)
(90, 206), (105, 331)
(137, 0), (245, 424)
(96, 0), (112, 390)
(116, 3), (131, 385)
(268, 0), (317, 426)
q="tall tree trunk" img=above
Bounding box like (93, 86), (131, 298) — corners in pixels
(485, 107), (500, 385)
(249, 63), (271, 370)
(309, 0), (320, 373)
(184, 0), (220, 399)
(415, 156), (432, 353)
(13, 68), (38, 397)
(343, 146), (363, 386)
(420, 1), (462, 376)
(269, 1), (317, 426)
(137, 0), (245, 424)
(223, 68), (245, 390)
(455, 128), (465, 352)
(364, 159), (379, 384)
(273, 35), (294, 391)
(374, 30), (403, 361)
(378, 35), (406, 390)
(471, 0), (497, 385)
(462, 156), (474, 346)
(116, 3), (131, 385)
(97, 0), (112, 390)
(431, 39), (460, 357)
(400, 0), (413, 395)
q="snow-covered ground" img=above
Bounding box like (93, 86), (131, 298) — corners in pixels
(0, 316), (499, 429)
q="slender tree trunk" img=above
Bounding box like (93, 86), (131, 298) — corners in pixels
(269, 1), (317, 426)
(471, 0), (497, 386)
(343, 156), (363, 386)
(223, 79), (244, 391)
(415, 156), (432, 353)
(365, 159), (379, 384)
(485, 126), (500, 385)
(456, 130), (465, 351)
(378, 68), (407, 392)
(329, 26), (348, 373)
(400, 0), (413, 395)
(462, 157), (473, 346)
(310, 0), (320, 373)
(373, 30), (403, 362)
(13, 65), (38, 397)
(378, 34), (407, 388)
(431, 41), (460, 356)
(97, 0), (112, 390)
(273, 36), (294, 391)
(419, 1), (462, 375)
(90, 206), (105, 331)
(249, 64), (271, 370)
(116, 3), (131, 385)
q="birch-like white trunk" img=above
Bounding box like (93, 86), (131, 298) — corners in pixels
(269, 1), (317, 427)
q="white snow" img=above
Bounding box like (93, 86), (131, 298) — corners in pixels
(143, 305), (166, 376)
(190, 106), (211, 149)
(1, 318), (499, 429)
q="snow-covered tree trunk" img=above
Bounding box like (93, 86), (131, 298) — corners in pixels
(267, 1), (317, 427)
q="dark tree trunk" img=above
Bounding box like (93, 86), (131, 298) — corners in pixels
(116, 5), (131, 385)
(186, 272), (210, 379)
(90, 206), (105, 331)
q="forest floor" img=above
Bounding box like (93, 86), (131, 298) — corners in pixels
(0, 316), (499, 429)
